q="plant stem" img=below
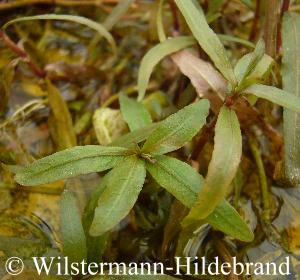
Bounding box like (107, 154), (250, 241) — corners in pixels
(213, 237), (240, 280)
(276, 0), (290, 52)
(168, 0), (180, 32)
(249, 0), (261, 41)
(0, 31), (46, 78)
(248, 134), (270, 221)
(263, 0), (281, 57)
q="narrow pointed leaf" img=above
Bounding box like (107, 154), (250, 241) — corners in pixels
(244, 84), (300, 113)
(146, 155), (204, 207)
(172, 50), (227, 95)
(89, 156), (146, 236)
(282, 12), (300, 187)
(205, 200), (254, 242)
(146, 155), (252, 241)
(14, 146), (130, 186)
(234, 39), (266, 87)
(174, 0), (236, 86)
(142, 100), (209, 155)
(137, 36), (196, 100)
(3, 14), (116, 52)
(46, 79), (77, 150)
(60, 191), (87, 263)
(183, 106), (242, 223)
(119, 94), (152, 131)
(82, 176), (110, 262)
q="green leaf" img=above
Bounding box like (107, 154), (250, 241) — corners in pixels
(60, 191), (87, 263)
(218, 34), (255, 49)
(146, 155), (253, 242)
(103, 0), (134, 31)
(156, 0), (167, 42)
(243, 84), (300, 113)
(119, 94), (152, 131)
(234, 39), (266, 87)
(205, 200), (254, 242)
(3, 14), (116, 52)
(89, 156), (146, 236)
(137, 36), (196, 100)
(142, 100), (209, 155)
(14, 146), (130, 186)
(146, 155), (204, 207)
(282, 12), (300, 187)
(183, 106), (242, 223)
(174, 0), (236, 86)
(82, 176), (110, 262)
(109, 123), (158, 148)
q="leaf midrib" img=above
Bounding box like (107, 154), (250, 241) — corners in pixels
(19, 150), (127, 179)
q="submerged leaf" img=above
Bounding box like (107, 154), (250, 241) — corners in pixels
(172, 49), (227, 97)
(60, 191), (87, 263)
(244, 84), (300, 113)
(183, 106), (242, 223)
(46, 79), (77, 150)
(137, 36), (196, 100)
(93, 108), (128, 145)
(142, 100), (209, 155)
(174, 0), (236, 86)
(119, 94), (152, 131)
(90, 156), (146, 236)
(3, 14), (116, 52)
(14, 146), (130, 186)
(282, 12), (300, 187)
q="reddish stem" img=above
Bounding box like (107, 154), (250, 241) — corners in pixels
(0, 30), (46, 78)
(276, 0), (290, 52)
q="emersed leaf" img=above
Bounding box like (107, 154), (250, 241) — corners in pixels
(146, 155), (204, 207)
(109, 123), (158, 148)
(137, 36), (196, 100)
(60, 191), (87, 263)
(89, 156), (146, 236)
(119, 94), (152, 131)
(46, 79), (77, 150)
(82, 176), (110, 262)
(205, 200), (254, 242)
(234, 39), (266, 88)
(142, 99), (209, 155)
(174, 0), (236, 86)
(14, 146), (130, 186)
(183, 106), (242, 223)
(3, 14), (116, 52)
(243, 84), (300, 113)
(282, 12), (300, 186)
(172, 50), (227, 96)
(146, 155), (252, 241)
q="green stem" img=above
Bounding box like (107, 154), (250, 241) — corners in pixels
(248, 134), (270, 221)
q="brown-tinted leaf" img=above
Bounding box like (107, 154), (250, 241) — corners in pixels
(46, 79), (77, 150)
